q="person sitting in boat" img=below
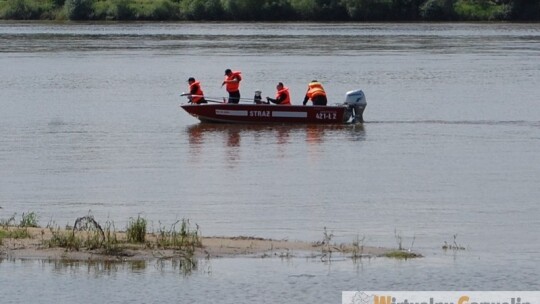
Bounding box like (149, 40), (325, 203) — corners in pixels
(266, 82), (291, 105)
(303, 80), (327, 106)
(187, 77), (207, 104)
(221, 69), (242, 104)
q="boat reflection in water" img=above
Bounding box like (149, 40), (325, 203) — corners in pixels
(186, 123), (365, 164)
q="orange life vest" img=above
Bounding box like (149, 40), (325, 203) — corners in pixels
(224, 71), (242, 92)
(276, 87), (291, 105)
(189, 81), (204, 104)
(306, 81), (326, 99)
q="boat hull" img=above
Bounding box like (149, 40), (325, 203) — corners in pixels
(181, 103), (348, 124)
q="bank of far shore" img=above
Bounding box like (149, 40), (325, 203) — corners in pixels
(0, 227), (420, 262)
(0, 0), (538, 22)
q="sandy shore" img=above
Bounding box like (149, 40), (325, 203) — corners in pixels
(0, 227), (407, 262)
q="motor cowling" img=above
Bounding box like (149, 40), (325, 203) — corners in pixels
(343, 89), (367, 123)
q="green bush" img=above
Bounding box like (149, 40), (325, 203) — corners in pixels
(46, 227), (81, 250)
(420, 0), (456, 20)
(0, 227), (32, 240)
(260, 0), (296, 20)
(109, 0), (135, 19)
(509, 0), (540, 20)
(52, 0), (65, 8)
(93, 0), (111, 18)
(156, 219), (201, 251)
(454, 0), (507, 21)
(220, 0), (300, 20)
(65, 0), (93, 20)
(127, 0), (179, 20)
(0, 229), (6, 245)
(20, 212), (39, 228)
(316, 0), (348, 20)
(126, 215), (147, 243)
(221, 0), (260, 20)
(290, 0), (320, 19)
(181, 0), (222, 20)
(390, 0), (424, 20)
(181, 0), (206, 19)
(0, 0), (44, 19)
(341, 0), (393, 21)
(146, 0), (178, 20)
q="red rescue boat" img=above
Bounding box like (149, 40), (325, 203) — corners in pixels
(181, 89), (367, 124)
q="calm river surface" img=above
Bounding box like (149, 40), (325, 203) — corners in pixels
(1, 22), (539, 303)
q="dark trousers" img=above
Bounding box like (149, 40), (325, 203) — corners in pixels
(312, 95), (327, 106)
(228, 91), (240, 104)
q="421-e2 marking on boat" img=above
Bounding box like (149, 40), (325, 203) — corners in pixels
(316, 112), (337, 120)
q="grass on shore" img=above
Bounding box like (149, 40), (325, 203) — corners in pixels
(2, 211), (423, 261)
(46, 215), (201, 254)
(312, 227), (423, 261)
(383, 250), (422, 259)
(0, 212), (38, 245)
(1, 212), (202, 260)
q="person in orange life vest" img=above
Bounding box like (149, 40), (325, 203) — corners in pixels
(266, 82), (291, 105)
(187, 77), (207, 104)
(221, 69), (242, 104)
(303, 80), (327, 106)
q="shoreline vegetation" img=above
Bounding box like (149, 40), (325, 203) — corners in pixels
(0, 212), (421, 263)
(0, 0), (539, 22)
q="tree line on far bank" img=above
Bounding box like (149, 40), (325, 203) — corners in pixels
(0, 0), (538, 21)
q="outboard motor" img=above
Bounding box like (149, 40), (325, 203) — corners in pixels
(343, 89), (367, 123)
(253, 90), (263, 104)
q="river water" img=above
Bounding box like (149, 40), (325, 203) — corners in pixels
(0, 22), (539, 303)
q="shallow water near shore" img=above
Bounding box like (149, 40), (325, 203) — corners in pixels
(0, 251), (536, 303)
(1, 22), (540, 301)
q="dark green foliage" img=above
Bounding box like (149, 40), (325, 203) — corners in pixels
(290, 0), (346, 20)
(0, 227), (32, 240)
(53, 0), (65, 8)
(221, 0), (267, 20)
(86, 0), (180, 20)
(315, 0), (348, 20)
(260, 0), (297, 20)
(454, 0), (509, 20)
(65, 0), (93, 19)
(384, 250), (422, 259)
(145, 0), (179, 20)
(20, 212), (39, 228)
(508, 0), (540, 20)
(0, 0), (538, 20)
(420, 0), (456, 20)
(108, 0), (134, 20)
(180, 0), (223, 20)
(289, 0), (317, 19)
(126, 215), (146, 243)
(341, 0), (394, 21)
(391, 0), (424, 20)
(0, 0), (44, 19)
(180, 0), (206, 19)
(156, 219), (202, 251)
